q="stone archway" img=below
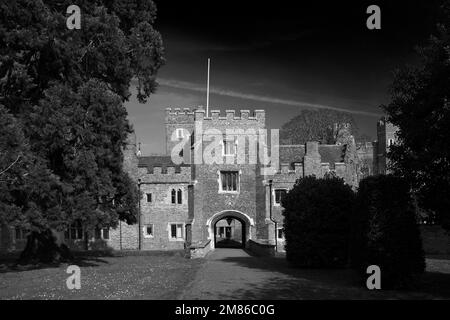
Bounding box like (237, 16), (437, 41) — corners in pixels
(206, 210), (254, 249)
(214, 216), (245, 248)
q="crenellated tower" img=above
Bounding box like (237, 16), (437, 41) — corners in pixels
(165, 107), (195, 164)
(376, 117), (398, 174)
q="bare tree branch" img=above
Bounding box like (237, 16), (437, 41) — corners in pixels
(0, 154), (21, 176)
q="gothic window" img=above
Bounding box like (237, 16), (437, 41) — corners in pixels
(171, 189), (176, 204)
(388, 138), (394, 146)
(144, 224), (154, 238)
(220, 171), (239, 192)
(177, 189), (182, 204)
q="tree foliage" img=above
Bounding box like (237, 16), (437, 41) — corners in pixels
(282, 176), (355, 268)
(280, 109), (358, 144)
(351, 175), (425, 288)
(0, 0), (164, 261)
(382, 0), (450, 230)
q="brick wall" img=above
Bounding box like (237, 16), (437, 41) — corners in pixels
(139, 182), (190, 250)
(0, 109), (381, 254)
(191, 109), (266, 248)
(134, 152), (192, 250)
(106, 132), (141, 250)
(165, 108), (195, 162)
(109, 221), (139, 250)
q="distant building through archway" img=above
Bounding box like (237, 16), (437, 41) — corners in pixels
(206, 210), (254, 250)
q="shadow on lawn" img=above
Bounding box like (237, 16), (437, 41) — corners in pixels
(214, 253), (450, 299)
(0, 253), (112, 274)
(0, 249), (189, 274)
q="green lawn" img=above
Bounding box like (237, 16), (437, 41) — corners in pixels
(0, 251), (203, 300)
(1, 252), (449, 300)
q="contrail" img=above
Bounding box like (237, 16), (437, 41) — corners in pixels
(158, 78), (382, 117)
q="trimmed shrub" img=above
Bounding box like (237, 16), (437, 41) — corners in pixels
(351, 175), (425, 288)
(282, 175), (355, 268)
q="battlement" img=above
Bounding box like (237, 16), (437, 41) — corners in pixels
(193, 108), (265, 122)
(164, 107), (265, 124)
(165, 107), (196, 124)
(166, 107), (195, 116)
(271, 162), (303, 176)
(137, 165), (191, 183)
(151, 166), (190, 175)
(138, 165), (190, 174)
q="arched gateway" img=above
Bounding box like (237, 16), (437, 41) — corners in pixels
(206, 210), (255, 249)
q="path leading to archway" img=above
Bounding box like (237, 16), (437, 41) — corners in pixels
(179, 248), (278, 300)
(178, 248), (449, 299)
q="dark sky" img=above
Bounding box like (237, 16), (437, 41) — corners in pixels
(126, 0), (441, 154)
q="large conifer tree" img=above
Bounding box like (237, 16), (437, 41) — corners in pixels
(0, 0), (164, 262)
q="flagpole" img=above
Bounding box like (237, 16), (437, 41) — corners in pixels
(206, 58), (210, 117)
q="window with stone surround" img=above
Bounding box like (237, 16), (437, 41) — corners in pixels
(95, 227), (109, 240)
(171, 189), (182, 204)
(177, 189), (182, 204)
(65, 221), (83, 240)
(223, 138), (237, 156)
(274, 189), (287, 206)
(169, 223), (184, 240)
(146, 193), (152, 203)
(277, 227), (284, 239)
(175, 128), (184, 139)
(219, 171), (239, 193)
(15, 227), (27, 240)
(143, 224), (154, 238)
(171, 189), (176, 203)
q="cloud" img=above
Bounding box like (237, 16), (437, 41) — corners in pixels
(158, 78), (382, 117)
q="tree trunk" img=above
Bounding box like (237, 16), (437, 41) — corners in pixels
(18, 229), (73, 265)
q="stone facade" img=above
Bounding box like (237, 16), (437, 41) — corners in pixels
(354, 117), (399, 181)
(0, 108), (396, 256)
(107, 107), (368, 256)
(375, 117), (398, 174)
(0, 225), (27, 253)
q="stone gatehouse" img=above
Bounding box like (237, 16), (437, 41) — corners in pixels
(110, 107), (364, 257)
(0, 107), (396, 256)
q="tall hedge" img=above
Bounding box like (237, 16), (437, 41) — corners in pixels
(282, 176), (355, 268)
(351, 175), (425, 288)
